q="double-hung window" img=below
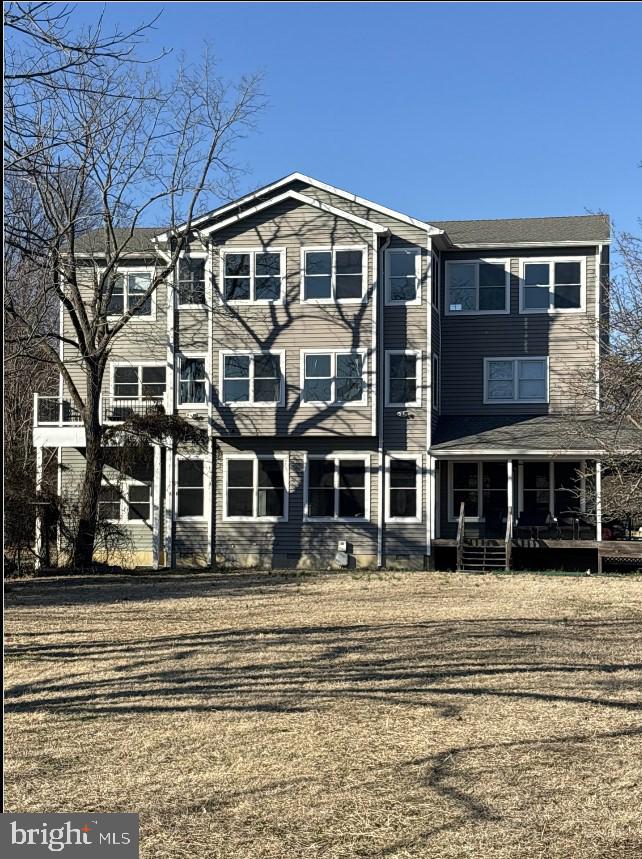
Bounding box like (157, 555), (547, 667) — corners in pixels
(302, 247), (365, 301)
(224, 456), (287, 520)
(176, 459), (205, 518)
(484, 357), (548, 404)
(178, 355), (207, 406)
(107, 271), (153, 317)
(178, 257), (206, 306)
(306, 456), (369, 520)
(385, 249), (420, 304)
(302, 351), (366, 404)
(520, 259), (584, 312)
(386, 455), (422, 522)
(445, 260), (509, 314)
(385, 351), (421, 407)
(222, 249), (284, 302)
(221, 352), (283, 405)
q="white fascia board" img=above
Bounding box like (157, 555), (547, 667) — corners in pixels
(430, 448), (608, 458)
(154, 172), (442, 240)
(195, 189), (389, 236)
(450, 240), (610, 249)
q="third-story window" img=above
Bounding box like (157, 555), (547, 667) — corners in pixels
(385, 249), (420, 304)
(385, 351), (420, 406)
(225, 457), (286, 519)
(303, 248), (364, 301)
(303, 352), (365, 404)
(221, 353), (282, 405)
(306, 457), (368, 519)
(178, 357), (207, 405)
(485, 357), (548, 403)
(107, 272), (153, 316)
(446, 260), (508, 313)
(521, 260), (583, 312)
(223, 250), (283, 302)
(178, 258), (206, 305)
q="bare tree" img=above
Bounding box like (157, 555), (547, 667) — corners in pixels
(5, 7), (264, 567)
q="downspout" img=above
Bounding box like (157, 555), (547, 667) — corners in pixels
(376, 233), (392, 568)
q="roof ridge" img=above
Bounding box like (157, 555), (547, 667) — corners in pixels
(430, 213), (608, 224)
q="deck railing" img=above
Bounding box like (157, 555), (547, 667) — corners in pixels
(33, 395), (83, 426)
(34, 393), (167, 428)
(101, 396), (166, 424)
(456, 501), (466, 571)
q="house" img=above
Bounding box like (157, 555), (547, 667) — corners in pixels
(33, 172), (620, 571)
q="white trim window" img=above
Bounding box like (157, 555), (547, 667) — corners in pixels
(448, 461), (508, 523)
(484, 357), (548, 404)
(176, 458), (205, 519)
(385, 351), (421, 407)
(177, 355), (208, 406)
(519, 258), (585, 313)
(97, 480), (152, 523)
(432, 354), (440, 410)
(108, 362), (166, 421)
(445, 259), (509, 314)
(385, 454), (422, 523)
(301, 246), (366, 302)
(223, 455), (288, 521)
(107, 269), (156, 319)
(220, 352), (284, 406)
(177, 255), (207, 306)
(385, 248), (421, 305)
(301, 350), (367, 405)
(221, 248), (284, 303)
(304, 455), (370, 521)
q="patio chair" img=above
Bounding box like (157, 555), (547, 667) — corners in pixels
(516, 510), (556, 539)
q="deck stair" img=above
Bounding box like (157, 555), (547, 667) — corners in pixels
(459, 540), (507, 573)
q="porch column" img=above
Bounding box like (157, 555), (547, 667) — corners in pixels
(34, 445), (44, 570)
(427, 454), (436, 548)
(152, 443), (162, 570)
(164, 440), (175, 567)
(506, 459), (514, 520)
(595, 460), (602, 542)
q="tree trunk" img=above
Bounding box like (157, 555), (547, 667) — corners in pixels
(71, 367), (104, 569)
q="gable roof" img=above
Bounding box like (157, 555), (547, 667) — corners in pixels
(155, 172), (443, 240)
(74, 227), (162, 255)
(430, 214), (610, 247)
(196, 189), (389, 236)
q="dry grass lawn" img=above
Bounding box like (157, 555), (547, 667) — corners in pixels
(5, 570), (642, 858)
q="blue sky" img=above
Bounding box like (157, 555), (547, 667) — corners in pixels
(74, 2), (641, 232)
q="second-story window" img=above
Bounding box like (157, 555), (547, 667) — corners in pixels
(222, 250), (283, 302)
(385, 351), (421, 407)
(178, 257), (206, 305)
(484, 357), (548, 404)
(178, 356), (207, 405)
(385, 249), (420, 304)
(107, 272), (153, 317)
(221, 353), (283, 405)
(445, 260), (508, 314)
(520, 259), (583, 312)
(302, 247), (365, 301)
(302, 351), (366, 404)
(113, 365), (166, 400)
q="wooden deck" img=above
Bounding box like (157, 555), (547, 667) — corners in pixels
(433, 538), (642, 554)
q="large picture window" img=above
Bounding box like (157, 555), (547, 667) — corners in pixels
(445, 260), (509, 314)
(224, 457), (287, 520)
(220, 352), (283, 405)
(302, 351), (366, 404)
(520, 259), (583, 312)
(222, 249), (284, 302)
(484, 357), (548, 404)
(306, 456), (369, 520)
(302, 247), (365, 301)
(385, 351), (420, 406)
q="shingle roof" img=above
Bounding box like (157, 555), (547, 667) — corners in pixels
(431, 414), (640, 454)
(430, 214), (610, 246)
(74, 227), (162, 255)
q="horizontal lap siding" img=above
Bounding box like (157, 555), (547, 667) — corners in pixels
(440, 248), (598, 415)
(215, 439), (378, 556)
(210, 199), (375, 437)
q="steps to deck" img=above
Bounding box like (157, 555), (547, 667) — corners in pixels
(459, 540), (507, 573)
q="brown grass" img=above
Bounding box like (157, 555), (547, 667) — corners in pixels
(5, 570), (642, 858)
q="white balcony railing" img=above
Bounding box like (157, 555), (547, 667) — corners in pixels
(34, 393), (167, 429)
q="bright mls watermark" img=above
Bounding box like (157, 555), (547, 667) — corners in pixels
(0, 814), (139, 857)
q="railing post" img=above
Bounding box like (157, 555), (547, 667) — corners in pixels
(456, 501), (465, 571)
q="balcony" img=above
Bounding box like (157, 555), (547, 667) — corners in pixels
(33, 394), (168, 446)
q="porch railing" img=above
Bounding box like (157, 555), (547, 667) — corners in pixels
(505, 505), (513, 572)
(101, 396), (166, 424)
(456, 501), (466, 571)
(33, 394), (83, 426)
